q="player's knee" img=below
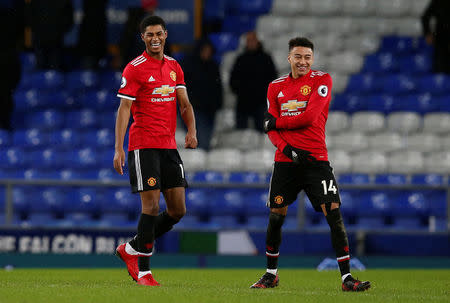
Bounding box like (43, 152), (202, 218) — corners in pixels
(167, 207), (185, 221)
(268, 212), (286, 229)
(325, 207), (345, 231)
(141, 199), (160, 215)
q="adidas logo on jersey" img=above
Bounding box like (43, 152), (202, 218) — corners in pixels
(278, 91), (284, 98)
(148, 76), (155, 82)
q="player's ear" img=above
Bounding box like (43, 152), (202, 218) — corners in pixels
(141, 33), (145, 42)
(164, 30), (168, 38)
(287, 54), (291, 64)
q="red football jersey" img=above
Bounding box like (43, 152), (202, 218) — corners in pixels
(266, 69), (332, 162)
(117, 51), (186, 151)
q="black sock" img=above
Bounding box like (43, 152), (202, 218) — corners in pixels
(326, 208), (350, 277)
(129, 211), (179, 250)
(137, 213), (157, 272)
(266, 212), (285, 270)
(155, 211), (180, 238)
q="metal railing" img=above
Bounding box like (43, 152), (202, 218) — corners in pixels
(1, 178), (449, 231)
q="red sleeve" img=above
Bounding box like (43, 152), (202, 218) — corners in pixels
(117, 64), (141, 100)
(266, 82), (288, 152)
(176, 62), (186, 88)
(276, 73), (332, 129)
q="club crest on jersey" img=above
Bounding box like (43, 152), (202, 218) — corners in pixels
(281, 100), (308, 112)
(274, 195), (284, 205)
(170, 71), (176, 81)
(147, 177), (157, 187)
(300, 85), (311, 96)
(152, 85), (175, 96)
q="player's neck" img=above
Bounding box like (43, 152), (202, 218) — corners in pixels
(145, 49), (164, 61)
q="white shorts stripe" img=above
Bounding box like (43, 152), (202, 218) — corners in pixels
(134, 150), (143, 191)
(179, 164), (185, 179)
(337, 255), (350, 261)
(266, 163), (275, 207)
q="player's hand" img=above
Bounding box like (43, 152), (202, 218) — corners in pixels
(282, 144), (315, 165)
(113, 148), (126, 175)
(185, 130), (198, 149)
(263, 112), (277, 133)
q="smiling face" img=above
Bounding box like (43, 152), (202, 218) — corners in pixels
(288, 46), (314, 78)
(141, 24), (167, 59)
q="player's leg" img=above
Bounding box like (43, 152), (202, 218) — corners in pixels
(251, 162), (299, 289)
(156, 187), (186, 237)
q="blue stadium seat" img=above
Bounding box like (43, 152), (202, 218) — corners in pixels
(20, 52), (36, 72)
(428, 191), (447, 218)
(175, 215), (202, 229)
(244, 189), (269, 216)
(339, 190), (360, 218)
(345, 74), (377, 94)
(64, 188), (101, 214)
(30, 70), (64, 89)
(103, 187), (139, 214)
(358, 191), (392, 217)
(99, 213), (130, 227)
(29, 148), (64, 169)
(12, 186), (32, 214)
(381, 74), (416, 95)
(66, 70), (99, 92)
(228, 171), (266, 183)
(210, 189), (245, 215)
(80, 90), (117, 110)
(227, 0), (272, 15)
(379, 36), (414, 54)
(330, 94), (367, 113)
(99, 70), (122, 90)
(65, 110), (97, 129)
(362, 53), (398, 73)
(97, 168), (123, 181)
(209, 215), (241, 229)
(49, 129), (82, 149)
(246, 215), (267, 229)
(438, 96), (450, 112)
(63, 212), (97, 227)
(394, 93), (438, 113)
(14, 89), (48, 112)
(66, 148), (98, 168)
(83, 128), (114, 148)
(355, 217), (386, 229)
(26, 110), (64, 130)
(0, 130), (10, 148)
(209, 32), (239, 55)
(27, 213), (59, 226)
(43, 91), (74, 110)
(186, 188), (209, 216)
(366, 94), (395, 113)
(13, 129), (48, 148)
(0, 147), (26, 169)
(338, 173), (371, 185)
(416, 74), (450, 95)
(391, 217), (425, 230)
(192, 171), (226, 183)
(222, 15), (257, 34)
(39, 187), (67, 214)
(411, 174), (445, 186)
(398, 54), (432, 74)
(374, 174), (408, 185)
(392, 191), (430, 217)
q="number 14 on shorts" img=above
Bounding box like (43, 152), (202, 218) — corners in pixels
(321, 180), (337, 195)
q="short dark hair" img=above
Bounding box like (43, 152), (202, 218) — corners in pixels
(288, 37), (314, 52)
(140, 15), (166, 33)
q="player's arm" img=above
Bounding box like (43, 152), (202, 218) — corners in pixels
(265, 83), (288, 152)
(277, 74), (332, 130)
(113, 98), (132, 175)
(177, 87), (198, 149)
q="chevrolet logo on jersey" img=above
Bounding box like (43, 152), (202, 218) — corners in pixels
(281, 100), (308, 112)
(153, 85), (175, 96)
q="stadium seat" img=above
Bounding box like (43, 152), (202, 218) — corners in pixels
(209, 32), (239, 56)
(386, 112), (421, 134)
(332, 132), (369, 151)
(99, 70), (122, 90)
(346, 74), (378, 94)
(368, 132), (404, 152)
(338, 173), (371, 185)
(398, 54), (432, 74)
(271, 0), (306, 16)
(49, 129), (82, 149)
(381, 74), (416, 95)
(83, 128), (114, 148)
(438, 96), (450, 112)
(0, 147), (26, 169)
(366, 94), (395, 113)
(80, 90), (117, 110)
(29, 148), (64, 169)
(222, 15), (257, 34)
(416, 74), (450, 95)
(256, 16), (293, 36)
(428, 191), (447, 218)
(229, 171), (266, 184)
(211, 189), (244, 216)
(217, 129), (262, 151)
(327, 51), (363, 73)
(374, 174), (408, 185)
(327, 150), (352, 174)
(191, 171), (225, 183)
(330, 94), (367, 113)
(206, 148), (242, 172)
(244, 189), (269, 216)
(308, 0), (340, 15)
(405, 133), (440, 153)
(246, 215), (268, 230)
(363, 53), (397, 74)
(14, 89), (48, 112)
(178, 148), (207, 172)
(30, 70), (64, 89)
(66, 148), (98, 168)
(99, 111), (117, 129)
(350, 112), (385, 133)
(326, 111), (349, 133)
(242, 149), (273, 172)
(397, 93), (439, 114)
(387, 151), (424, 174)
(103, 187), (138, 214)
(379, 36), (414, 54)
(425, 151), (450, 174)
(375, 0), (411, 17)
(393, 18), (424, 37)
(423, 113), (450, 134)
(358, 190), (392, 217)
(342, 0), (375, 16)
(411, 174), (445, 186)
(65, 110), (97, 129)
(186, 188), (209, 217)
(228, 0), (272, 15)
(442, 134), (450, 151)
(352, 151), (387, 174)
(13, 129), (48, 148)
(66, 70), (99, 92)
(27, 110), (64, 130)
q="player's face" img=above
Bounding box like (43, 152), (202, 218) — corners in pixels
(288, 46), (314, 78)
(141, 25), (167, 55)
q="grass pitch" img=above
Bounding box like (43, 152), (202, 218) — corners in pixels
(0, 268), (449, 303)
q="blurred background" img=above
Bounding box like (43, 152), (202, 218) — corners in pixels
(0, 0), (449, 266)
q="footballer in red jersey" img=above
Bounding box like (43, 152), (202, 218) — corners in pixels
(251, 37), (370, 292)
(113, 16), (197, 286)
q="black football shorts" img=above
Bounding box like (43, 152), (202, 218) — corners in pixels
(267, 161), (341, 212)
(128, 148), (187, 193)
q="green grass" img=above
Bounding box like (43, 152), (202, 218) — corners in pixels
(0, 269), (449, 303)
